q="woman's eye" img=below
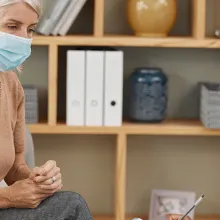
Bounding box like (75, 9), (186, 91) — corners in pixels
(29, 28), (35, 33)
(8, 25), (17, 30)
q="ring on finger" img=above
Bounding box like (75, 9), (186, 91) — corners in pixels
(51, 176), (56, 183)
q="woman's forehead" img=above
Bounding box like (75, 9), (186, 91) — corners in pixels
(1, 2), (38, 25)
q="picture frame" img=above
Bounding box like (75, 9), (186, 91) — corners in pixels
(149, 189), (196, 220)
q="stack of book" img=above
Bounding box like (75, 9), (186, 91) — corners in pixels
(23, 85), (39, 124)
(66, 48), (124, 127)
(36, 0), (87, 36)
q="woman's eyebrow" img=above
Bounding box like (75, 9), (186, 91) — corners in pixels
(6, 19), (37, 26)
(7, 19), (22, 24)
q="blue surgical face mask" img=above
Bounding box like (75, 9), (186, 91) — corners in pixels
(0, 32), (32, 72)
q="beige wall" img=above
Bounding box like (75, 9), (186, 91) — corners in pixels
(19, 0), (220, 216)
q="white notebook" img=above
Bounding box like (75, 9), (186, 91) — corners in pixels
(85, 50), (104, 126)
(66, 50), (86, 126)
(104, 50), (124, 126)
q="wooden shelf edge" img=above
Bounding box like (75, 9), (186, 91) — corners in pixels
(32, 35), (220, 48)
(28, 123), (120, 134)
(123, 120), (220, 136)
(27, 120), (220, 136)
(92, 214), (220, 220)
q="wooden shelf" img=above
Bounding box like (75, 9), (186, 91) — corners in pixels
(30, 1), (220, 220)
(28, 122), (120, 134)
(32, 35), (220, 48)
(28, 120), (220, 136)
(123, 120), (220, 136)
(92, 214), (220, 220)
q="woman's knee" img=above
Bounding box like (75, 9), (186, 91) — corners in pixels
(54, 191), (92, 219)
(64, 191), (88, 206)
(55, 191), (87, 204)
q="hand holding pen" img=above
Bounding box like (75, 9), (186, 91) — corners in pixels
(167, 214), (191, 220)
(168, 194), (205, 220)
(133, 194), (205, 220)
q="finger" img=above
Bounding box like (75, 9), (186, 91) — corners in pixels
(170, 215), (182, 220)
(52, 183), (63, 193)
(37, 173), (61, 185)
(39, 184), (63, 195)
(56, 184), (63, 191)
(36, 173), (61, 186)
(166, 214), (172, 220)
(38, 193), (53, 199)
(40, 160), (56, 176)
(34, 167), (60, 183)
(166, 214), (174, 220)
(29, 166), (46, 180)
(33, 161), (57, 183)
(38, 179), (62, 190)
(45, 183), (63, 194)
(182, 216), (190, 220)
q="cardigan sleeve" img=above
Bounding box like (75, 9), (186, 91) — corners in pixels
(4, 80), (30, 185)
(14, 82), (26, 154)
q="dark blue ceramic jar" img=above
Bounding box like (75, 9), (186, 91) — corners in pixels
(129, 67), (168, 122)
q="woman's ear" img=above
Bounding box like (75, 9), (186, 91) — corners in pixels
(17, 65), (23, 72)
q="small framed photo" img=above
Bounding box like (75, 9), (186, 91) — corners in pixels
(149, 189), (196, 220)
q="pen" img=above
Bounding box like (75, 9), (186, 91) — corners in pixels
(180, 194), (205, 220)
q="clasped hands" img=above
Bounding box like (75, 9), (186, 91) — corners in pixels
(29, 160), (62, 191)
(7, 160), (63, 208)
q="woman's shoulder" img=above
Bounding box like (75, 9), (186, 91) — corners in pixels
(3, 71), (23, 92)
(1, 71), (24, 103)
(3, 70), (21, 83)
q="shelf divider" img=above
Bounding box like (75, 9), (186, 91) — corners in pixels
(48, 44), (58, 125)
(94, 0), (104, 37)
(192, 0), (206, 39)
(115, 133), (127, 220)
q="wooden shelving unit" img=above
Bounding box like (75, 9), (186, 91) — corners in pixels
(29, 1), (220, 220)
(32, 35), (220, 48)
(29, 120), (220, 136)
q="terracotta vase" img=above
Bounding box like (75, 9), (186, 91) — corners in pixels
(127, 0), (177, 37)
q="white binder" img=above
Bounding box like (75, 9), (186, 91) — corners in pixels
(66, 50), (85, 126)
(104, 50), (123, 126)
(85, 50), (104, 126)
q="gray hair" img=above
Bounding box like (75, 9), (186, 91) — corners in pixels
(0, 0), (42, 73)
(0, 0), (42, 17)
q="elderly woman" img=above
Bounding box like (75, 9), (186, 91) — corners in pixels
(0, 0), (92, 219)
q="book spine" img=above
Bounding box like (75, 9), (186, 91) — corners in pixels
(47, 0), (71, 35)
(59, 0), (88, 36)
(51, 0), (77, 36)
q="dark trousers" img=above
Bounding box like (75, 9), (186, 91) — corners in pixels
(0, 191), (92, 220)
